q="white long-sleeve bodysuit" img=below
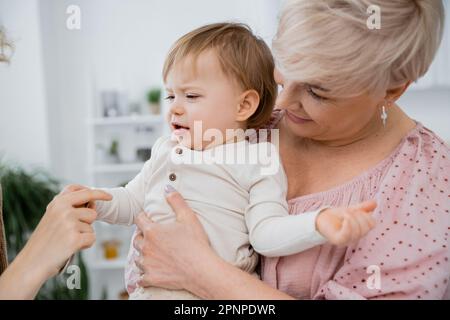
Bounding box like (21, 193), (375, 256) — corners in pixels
(95, 136), (327, 299)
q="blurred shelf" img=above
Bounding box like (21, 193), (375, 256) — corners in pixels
(92, 162), (145, 173)
(88, 258), (127, 270)
(88, 115), (163, 126)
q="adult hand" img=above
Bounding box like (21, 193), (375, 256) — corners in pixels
(133, 185), (212, 292)
(0, 185), (112, 299)
(28, 185), (112, 277)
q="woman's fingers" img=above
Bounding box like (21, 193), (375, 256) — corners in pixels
(21, 189), (106, 279)
(135, 212), (155, 234)
(77, 232), (96, 250)
(74, 208), (98, 224)
(133, 232), (144, 253)
(134, 257), (145, 273)
(137, 273), (153, 288)
(134, 213), (154, 256)
(63, 189), (112, 207)
(76, 221), (95, 234)
(60, 184), (88, 195)
(164, 187), (194, 222)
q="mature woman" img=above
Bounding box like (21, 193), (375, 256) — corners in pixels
(0, 32), (112, 299)
(132, 0), (450, 299)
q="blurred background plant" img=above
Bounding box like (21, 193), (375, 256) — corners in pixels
(109, 139), (120, 161)
(146, 87), (162, 115)
(0, 160), (90, 299)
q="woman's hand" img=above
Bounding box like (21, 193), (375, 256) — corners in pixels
(0, 185), (111, 299)
(33, 184), (109, 277)
(133, 185), (213, 292)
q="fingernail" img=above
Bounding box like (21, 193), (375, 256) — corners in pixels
(164, 184), (176, 194)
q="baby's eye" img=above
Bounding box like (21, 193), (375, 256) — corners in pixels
(186, 94), (200, 100)
(165, 95), (175, 101)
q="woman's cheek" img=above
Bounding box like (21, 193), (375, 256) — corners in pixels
(302, 99), (325, 123)
(305, 97), (345, 126)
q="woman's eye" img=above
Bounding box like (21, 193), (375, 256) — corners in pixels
(307, 87), (326, 101)
(186, 94), (199, 100)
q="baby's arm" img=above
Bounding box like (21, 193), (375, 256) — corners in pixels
(94, 160), (150, 225)
(245, 153), (376, 257)
(95, 182), (145, 226)
(66, 180), (145, 226)
(94, 137), (166, 225)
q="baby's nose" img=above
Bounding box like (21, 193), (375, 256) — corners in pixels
(169, 101), (184, 115)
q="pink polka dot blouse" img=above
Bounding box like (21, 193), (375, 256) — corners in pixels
(261, 110), (450, 300)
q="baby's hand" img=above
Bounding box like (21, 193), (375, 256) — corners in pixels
(316, 200), (377, 246)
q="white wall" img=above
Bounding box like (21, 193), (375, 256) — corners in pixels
(400, 89), (450, 144)
(0, 0), (50, 169)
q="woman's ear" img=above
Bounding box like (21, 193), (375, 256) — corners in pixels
(236, 90), (260, 122)
(385, 81), (412, 102)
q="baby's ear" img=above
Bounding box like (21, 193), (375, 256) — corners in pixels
(236, 89), (260, 122)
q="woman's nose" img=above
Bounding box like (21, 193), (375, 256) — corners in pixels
(276, 87), (299, 110)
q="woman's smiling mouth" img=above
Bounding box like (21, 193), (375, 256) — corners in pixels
(285, 110), (313, 124)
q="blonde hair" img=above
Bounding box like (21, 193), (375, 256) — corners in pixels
(0, 27), (12, 63)
(163, 23), (277, 129)
(273, 0), (445, 97)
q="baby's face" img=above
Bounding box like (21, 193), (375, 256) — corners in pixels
(165, 50), (245, 150)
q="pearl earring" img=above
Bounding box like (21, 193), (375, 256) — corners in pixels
(381, 103), (388, 127)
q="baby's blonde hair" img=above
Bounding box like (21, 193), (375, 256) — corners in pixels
(163, 23), (277, 129)
(273, 0), (445, 97)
